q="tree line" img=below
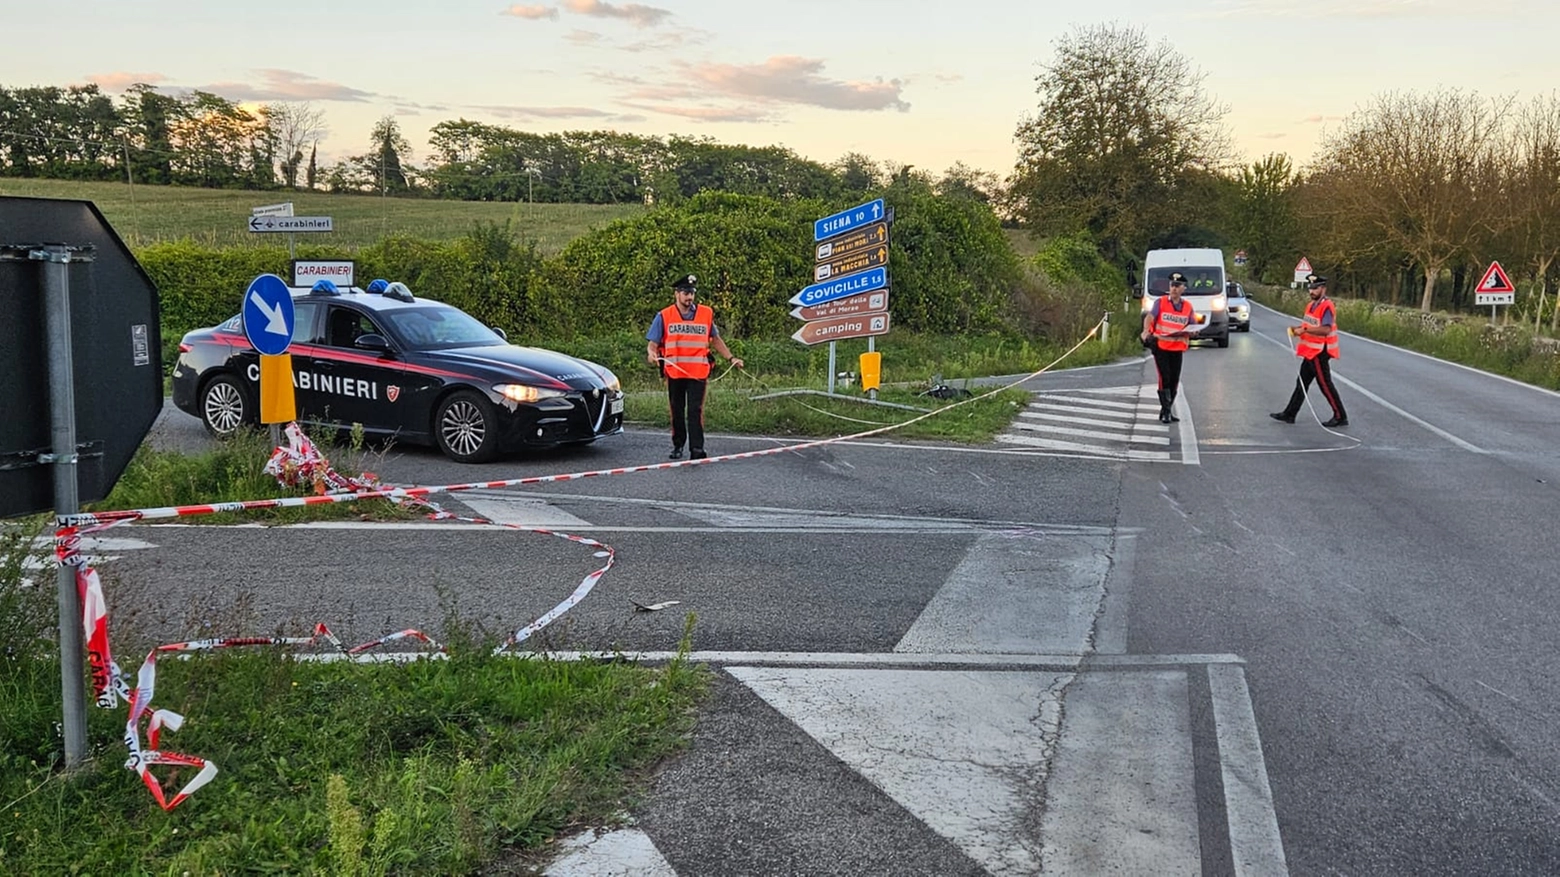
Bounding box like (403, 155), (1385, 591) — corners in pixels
(0, 82), (998, 207)
(1006, 24), (1560, 326)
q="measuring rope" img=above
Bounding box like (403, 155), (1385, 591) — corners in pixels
(55, 316), (1106, 809)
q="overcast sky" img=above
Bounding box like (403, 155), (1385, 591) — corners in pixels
(1, 0), (1552, 178)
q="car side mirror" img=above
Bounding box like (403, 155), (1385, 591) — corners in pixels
(1130, 288), (1144, 299)
(354, 333), (393, 353)
(490, 326), (508, 341)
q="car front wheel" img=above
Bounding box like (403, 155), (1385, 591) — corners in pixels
(200, 374), (253, 437)
(434, 390), (499, 463)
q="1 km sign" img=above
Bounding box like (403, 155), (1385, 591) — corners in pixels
(1475, 261), (1515, 306)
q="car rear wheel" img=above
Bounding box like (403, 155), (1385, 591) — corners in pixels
(200, 374), (253, 437)
(1216, 332), (1230, 348)
(434, 390), (499, 463)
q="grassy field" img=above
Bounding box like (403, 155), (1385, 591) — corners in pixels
(0, 177), (645, 252)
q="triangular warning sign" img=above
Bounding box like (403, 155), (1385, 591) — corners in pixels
(1295, 257), (1312, 273)
(1476, 261), (1515, 294)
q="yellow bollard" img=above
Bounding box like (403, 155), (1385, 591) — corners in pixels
(859, 351), (882, 392)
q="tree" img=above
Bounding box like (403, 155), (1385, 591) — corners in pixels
(936, 162), (1001, 204)
(306, 141), (318, 190)
(1233, 153), (1298, 280)
(264, 101), (325, 189)
(1509, 92), (1560, 329)
(369, 115), (411, 194)
(1010, 23), (1230, 262)
(1314, 89), (1510, 311)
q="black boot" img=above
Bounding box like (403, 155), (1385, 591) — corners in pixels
(1166, 389), (1181, 422)
(1156, 390), (1172, 423)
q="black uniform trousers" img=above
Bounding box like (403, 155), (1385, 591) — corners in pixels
(1281, 352), (1347, 421)
(666, 377), (708, 453)
(1150, 344), (1184, 416)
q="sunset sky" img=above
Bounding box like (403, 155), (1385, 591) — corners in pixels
(2, 0), (1554, 179)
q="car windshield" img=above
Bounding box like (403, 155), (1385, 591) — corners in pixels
(383, 305), (504, 349)
(1147, 267), (1223, 296)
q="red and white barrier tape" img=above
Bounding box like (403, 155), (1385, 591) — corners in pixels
(55, 320), (1103, 808)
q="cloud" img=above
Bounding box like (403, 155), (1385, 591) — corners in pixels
(565, 29), (606, 45)
(500, 4), (558, 19)
(85, 72), (168, 92)
(619, 102), (773, 123)
(1202, 0), (1514, 18)
(473, 103), (644, 122)
(1254, 132), (1289, 140)
(199, 69), (376, 103)
(682, 56), (909, 112)
(561, 0), (672, 27)
(1298, 114), (1344, 124)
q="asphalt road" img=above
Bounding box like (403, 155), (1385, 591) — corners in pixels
(112, 311), (1560, 875)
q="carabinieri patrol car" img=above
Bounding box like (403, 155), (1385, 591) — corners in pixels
(171, 280), (624, 462)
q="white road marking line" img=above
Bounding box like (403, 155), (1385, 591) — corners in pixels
(1208, 664), (1290, 877)
(1035, 395), (1154, 411)
(996, 434), (1172, 460)
(1333, 374), (1487, 454)
(1018, 410), (1169, 433)
(1174, 391), (1200, 466)
(1010, 420), (1170, 445)
(1040, 670), (1201, 875)
(895, 531), (1111, 655)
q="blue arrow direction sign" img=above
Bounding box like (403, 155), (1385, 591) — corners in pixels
(814, 198), (885, 242)
(241, 273), (295, 356)
(790, 266), (888, 308)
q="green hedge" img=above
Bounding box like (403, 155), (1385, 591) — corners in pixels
(139, 188), (1024, 369)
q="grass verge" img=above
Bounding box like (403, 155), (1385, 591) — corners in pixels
(0, 612), (708, 873)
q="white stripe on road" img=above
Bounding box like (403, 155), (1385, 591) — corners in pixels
(1039, 670), (1201, 875)
(542, 651), (1246, 667)
(1332, 374), (1487, 454)
(1010, 419), (1170, 445)
(1208, 663), (1290, 877)
(1253, 321), (1487, 454)
(1174, 390), (1200, 466)
(1018, 409), (1168, 432)
(995, 434), (1172, 460)
(894, 531), (1112, 655)
(1027, 400), (1148, 420)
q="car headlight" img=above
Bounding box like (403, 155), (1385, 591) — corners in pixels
(1211, 294), (1227, 311)
(495, 383), (568, 404)
(601, 371), (621, 393)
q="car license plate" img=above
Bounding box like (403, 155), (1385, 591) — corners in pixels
(610, 396), (624, 415)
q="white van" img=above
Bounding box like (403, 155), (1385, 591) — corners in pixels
(1138, 248), (1230, 348)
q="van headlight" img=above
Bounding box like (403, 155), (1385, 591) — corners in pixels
(495, 383), (567, 404)
(1211, 294), (1227, 311)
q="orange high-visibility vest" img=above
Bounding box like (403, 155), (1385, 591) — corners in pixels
(1151, 297), (1196, 352)
(659, 303), (714, 379)
(1296, 298), (1340, 360)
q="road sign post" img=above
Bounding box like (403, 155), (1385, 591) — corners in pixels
(2, 197), (165, 771)
(1475, 260), (1516, 320)
(242, 274), (298, 443)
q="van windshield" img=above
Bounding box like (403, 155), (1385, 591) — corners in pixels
(1147, 267), (1223, 296)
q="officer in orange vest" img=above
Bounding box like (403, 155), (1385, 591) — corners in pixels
(1141, 272), (1198, 423)
(1270, 274), (1348, 427)
(646, 273), (744, 460)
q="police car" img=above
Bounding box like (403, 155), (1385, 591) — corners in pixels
(171, 280), (624, 462)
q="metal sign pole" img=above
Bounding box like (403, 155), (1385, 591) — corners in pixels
(35, 245), (89, 769)
(827, 341), (837, 395)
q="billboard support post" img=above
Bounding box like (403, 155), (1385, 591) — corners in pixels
(36, 245), (89, 769)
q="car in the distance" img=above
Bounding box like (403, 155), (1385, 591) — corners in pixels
(1226, 281), (1251, 331)
(171, 281), (624, 462)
